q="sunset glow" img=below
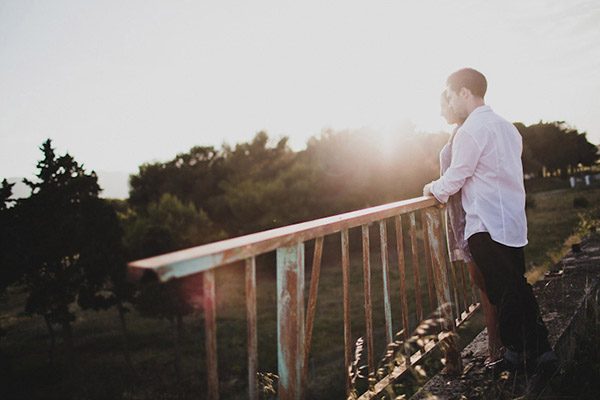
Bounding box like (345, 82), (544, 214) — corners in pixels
(1, 1), (599, 179)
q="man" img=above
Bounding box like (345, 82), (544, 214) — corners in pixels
(423, 68), (557, 391)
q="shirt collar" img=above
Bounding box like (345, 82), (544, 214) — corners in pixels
(470, 104), (492, 116)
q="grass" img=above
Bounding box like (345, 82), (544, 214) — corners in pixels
(524, 186), (600, 282)
(1, 185), (599, 399)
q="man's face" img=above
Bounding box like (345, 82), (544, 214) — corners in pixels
(440, 95), (458, 125)
(446, 86), (468, 120)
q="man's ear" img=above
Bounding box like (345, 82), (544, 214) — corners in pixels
(459, 87), (472, 99)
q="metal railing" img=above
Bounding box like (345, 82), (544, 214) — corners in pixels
(128, 196), (480, 399)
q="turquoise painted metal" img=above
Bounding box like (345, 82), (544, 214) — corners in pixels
(276, 243), (305, 400)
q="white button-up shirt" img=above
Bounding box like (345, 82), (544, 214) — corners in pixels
(430, 105), (528, 247)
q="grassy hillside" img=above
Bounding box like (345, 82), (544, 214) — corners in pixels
(1, 186), (599, 400)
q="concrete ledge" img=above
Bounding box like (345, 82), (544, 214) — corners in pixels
(412, 234), (600, 399)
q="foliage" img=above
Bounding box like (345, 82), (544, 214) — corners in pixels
(517, 121), (598, 177)
(1, 140), (129, 356)
(0, 179), (15, 211)
(120, 192), (225, 379)
(129, 145), (226, 217)
(123, 193), (225, 260)
(347, 306), (456, 400)
(0, 180), (18, 291)
(217, 132), (319, 234)
(125, 122), (596, 246)
(573, 196), (589, 209)
(128, 129), (444, 239)
(122, 192), (223, 319)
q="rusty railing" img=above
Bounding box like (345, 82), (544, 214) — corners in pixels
(128, 196), (480, 399)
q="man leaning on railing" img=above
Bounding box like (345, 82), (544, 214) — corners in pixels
(423, 68), (558, 396)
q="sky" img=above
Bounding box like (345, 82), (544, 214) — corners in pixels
(1, 0), (600, 179)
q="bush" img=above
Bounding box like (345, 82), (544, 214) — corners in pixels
(573, 196), (590, 208)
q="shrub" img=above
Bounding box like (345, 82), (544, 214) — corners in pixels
(573, 196), (589, 208)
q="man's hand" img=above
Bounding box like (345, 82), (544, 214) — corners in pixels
(423, 183), (433, 197)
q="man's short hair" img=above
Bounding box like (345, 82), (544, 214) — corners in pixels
(446, 68), (487, 98)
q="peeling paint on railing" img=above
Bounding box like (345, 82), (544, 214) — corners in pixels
(127, 196), (480, 400)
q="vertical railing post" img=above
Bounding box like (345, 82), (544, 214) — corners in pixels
(424, 207), (463, 375)
(245, 258), (258, 400)
(379, 220), (393, 345)
(361, 224), (375, 380)
(303, 237), (324, 388)
(394, 216), (410, 340)
(277, 243), (305, 400)
(203, 269), (219, 400)
(409, 213), (423, 323)
(341, 229), (353, 395)
(420, 210), (437, 311)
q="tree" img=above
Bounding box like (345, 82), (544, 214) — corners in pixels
(11, 139), (128, 366)
(123, 193), (224, 381)
(216, 131), (318, 235)
(0, 179), (18, 342)
(301, 128), (443, 215)
(0, 179), (15, 211)
(75, 197), (138, 373)
(129, 145), (226, 219)
(0, 179), (17, 290)
(519, 121), (599, 177)
(124, 193), (225, 258)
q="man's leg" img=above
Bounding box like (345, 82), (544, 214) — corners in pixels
(505, 246), (552, 361)
(467, 233), (551, 360)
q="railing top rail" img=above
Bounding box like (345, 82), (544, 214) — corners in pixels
(128, 196), (437, 282)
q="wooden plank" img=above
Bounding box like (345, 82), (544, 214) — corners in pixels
(409, 213), (423, 323)
(361, 224), (375, 378)
(448, 256), (462, 326)
(303, 237), (324, 387)
(457, 260), (469, 315)
(468, 261), (479, 306)
(341, 229), (352, 395)
(128, 197), (437, 282)
(423, 207), (454, 327)
(277, 243), (305, 400)
(420, 210), (436, 311)
(245, 258), (258, 400)
(424, 207), (462, 374)
(394, 216), (410, 340)
(456, 303), (481, 328)
(379, 220), (393, 345)
(356, 330), (450, 400)
(203, 269), (219, 400)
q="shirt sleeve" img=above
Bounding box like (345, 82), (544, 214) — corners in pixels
(430, 129), (483, 203)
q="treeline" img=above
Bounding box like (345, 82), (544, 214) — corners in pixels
(517, 121), (598, 177)
(127, 128), (446, 241)
(0, 120), (597, 382)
